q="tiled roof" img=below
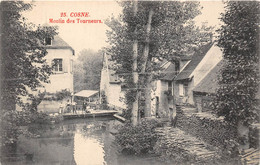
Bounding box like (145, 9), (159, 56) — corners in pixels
(175, 43), (213, 81)
(46, 35), (75, 55)
(193, 60), (224, 94)
(160, 62), (176, 81)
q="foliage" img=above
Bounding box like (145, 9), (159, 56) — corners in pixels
(55, 89), (71, 101)
(249, 124), (260, 149)
(41, 89), (71, 101)
(0, 1), (57, 110)
(120, 108), (132, 121)
(154, 139), (198, 164)
(0, 110), (51, 147)
(23, 91), (46, 112)
(73, 49), (103, 92)
(0, 1), (57, 153)
(105, 1), (213, 123)
(115, 118), (161, 155)
(215, 1), (260, 126)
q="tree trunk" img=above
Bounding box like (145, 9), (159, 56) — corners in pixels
(142, 9), (154, 117)
(144, 59), (152, 117)
(131, 0), (139, 126)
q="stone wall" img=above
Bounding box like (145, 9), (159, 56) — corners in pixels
(176, 106), (239, 154)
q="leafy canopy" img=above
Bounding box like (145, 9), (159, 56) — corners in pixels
(0, 1), (57, 110)
(215, 1), (259, 126)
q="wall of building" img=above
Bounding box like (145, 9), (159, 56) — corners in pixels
(106, 83), (126, 109)
(175, 44), (222, 106)
(43, 49), (74, 93)
(100, 67), (126, 109)
(151, 80), (172, 118)
(175, 79), (195, 105)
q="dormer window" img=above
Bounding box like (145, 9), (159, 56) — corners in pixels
(45, 37), (52, 45)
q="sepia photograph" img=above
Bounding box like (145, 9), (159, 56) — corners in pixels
(0, 0), (259, 164)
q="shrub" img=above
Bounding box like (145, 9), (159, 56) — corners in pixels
(42, 89), (71, 101)
(120, 108), (132, 120)
(55, 89), (71, 101)
(115, 118), (161, 155)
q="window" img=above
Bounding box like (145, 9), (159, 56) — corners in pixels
(53, 59), (63, 72)
(168, 81), (173, 96)
(121, 83), (128, 91)
(45, 37), (52, 45)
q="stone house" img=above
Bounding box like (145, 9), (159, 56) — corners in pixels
(100, 53), (126, 109)
(150, 56), (191, 118)
(150, 61), (175, 117)
(17, 35), (75, 111)
(174, 42), (223, 105)
(42, 35), (75, 93)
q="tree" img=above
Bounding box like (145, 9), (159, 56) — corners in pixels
(0, 1), (57, 153)
(106, 1), (212, 125)
(215, 1), (259, 126)
(0, 1), (57, 111)
(73, 49), (103, 92)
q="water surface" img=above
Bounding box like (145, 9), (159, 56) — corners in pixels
(4, 117), (164, 165)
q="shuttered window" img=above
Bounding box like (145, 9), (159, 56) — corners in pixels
(70, 60), (73, 73)
(184, 83), (189, 96)
(179, 84), (184, 96)
(63, 59), (68, 73)
(53, 59), (63, 72)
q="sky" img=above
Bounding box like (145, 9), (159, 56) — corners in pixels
(23, 1), (225, 56)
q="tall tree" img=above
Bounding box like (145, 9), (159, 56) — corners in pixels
(106, 1), (212, 124)
(0, 1), (57, 151)
(73, 49), (103, 92)
(216, 1), (259, 126)
(0, 1), (57, 111)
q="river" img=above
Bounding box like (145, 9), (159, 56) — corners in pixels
(2, 117), (165, 165)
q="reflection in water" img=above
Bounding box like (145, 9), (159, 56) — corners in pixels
(3, 118), (164, 165)
(74, 132), (105, 165)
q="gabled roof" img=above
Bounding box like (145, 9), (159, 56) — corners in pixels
(46, 35), (75, 55)
(193, 60), (224, 94)
(160, 62), (176, 81)
(175, 42), (213, 81)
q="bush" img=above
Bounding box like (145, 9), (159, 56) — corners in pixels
(120, 108), (132, 120)
(55, 89), (71, 101)
(115, 119), (161, 155)
(42, 89), (71, 101)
